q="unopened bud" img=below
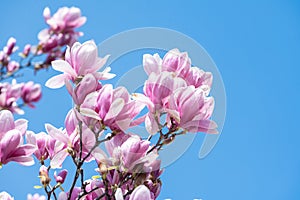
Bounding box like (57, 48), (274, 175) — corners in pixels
(39, 165), (51, 187)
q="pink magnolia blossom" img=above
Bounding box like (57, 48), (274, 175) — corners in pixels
(134, 71), (186, 135)
(0, 110), (35, 167)
(81, 84), (145, 132)
(143, 48), (190, 78)
(185, 66), (213, 89)
(27, 193), (46, 200)
(45, 122), (105, 168)
(0, 191), (14, 200)
(120, 134), (152, 170)
(0, 109), (27, 138)
(166, 86), (218, 134)
(43, 7), (86, 32)
(26, 131), (49, 161)
(21, 81), (42, 107)
(0, 79), (24, 114)
(45, 40), (114, 89)
(65, 73), (101, 106)
(26, 131), (63, 162)
(105, 133), (159, 173)
(143, 71), (187, 110)
(144, 49), (213, 90)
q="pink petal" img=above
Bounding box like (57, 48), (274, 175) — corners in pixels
(115, 188), (124, 200)
(0, 110), (15, 135)
(14, 119), (28, 136)
(51, 60), (76, 77)
(7, 156), (35, 166)
(45, 124), (69, 144)
(129, 185), (151, 200)
(45, 74), (67, 89)
(50, 150), (68, 169)
(145, 114), (159, 135)
(105, 98), (125, 120)
(143, 53), (161, 75)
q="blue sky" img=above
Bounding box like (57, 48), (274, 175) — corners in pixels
(0, 1), (300, 199)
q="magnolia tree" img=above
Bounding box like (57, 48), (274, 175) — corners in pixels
(0, 6), (217, 200)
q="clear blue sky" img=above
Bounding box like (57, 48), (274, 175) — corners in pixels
(0, 1), (300, 199)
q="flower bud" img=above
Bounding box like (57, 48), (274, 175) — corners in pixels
(4, 37), (17, 55)
(39, 165), (51, 187)
(54, 169), (68, 184)
(7, 61), (19, 73)
(22, 44), (31, 57)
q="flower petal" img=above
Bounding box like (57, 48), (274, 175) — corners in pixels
(45, 74), (67, 89)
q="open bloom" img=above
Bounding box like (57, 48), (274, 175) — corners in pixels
(166, 86), (218, 134)
(0, 110), (35, 167)
(43, 7), (86, 32)
(45, 40), (114, 89)
(0, 79), (24, 114)
(143, 48), (190, 78)
(65, 73), (101, 105)
(21, 81), (42, 107)
(143, 49), (213, 89)
(81, 84), (145, 132)
(45, 122), (105, 168)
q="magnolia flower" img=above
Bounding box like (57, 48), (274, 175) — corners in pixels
(0, 129), (36, 167)
(143, 53), (162, 75)
(143, 49), (190, 78)
(45, 40), (114, 89)
(120, 135), (151, 170)
(65, 73), (101, 105)
(0, 80), (24, 114)
(143, 71), (187, 110)
(144, 49), (213, 90)
(161, 48), (191, 77)
(105, 133), (159, 173)
(0, 110), (35, 167)
(166, 86), (218, 134)
(21, 81), (42, 107)
(43, 7), (86, 31)
(45, 123), (105, 168)
(26, 131), (50, 161)
(81, 84), (145, 132)
(134, 71), (186, 135)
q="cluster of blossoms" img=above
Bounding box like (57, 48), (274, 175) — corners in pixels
(37, 7), (86, 69)
(0, 37), (28, 75)
(0, 80), (41, 114)
(0, 6), (217, 200)
(0, 6), (85, 81)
